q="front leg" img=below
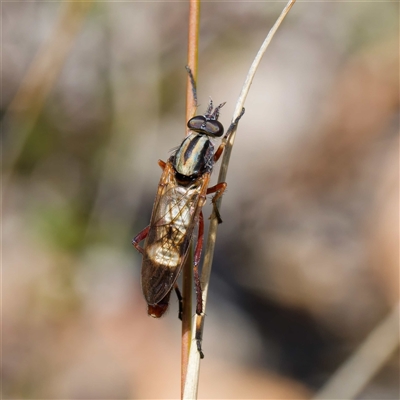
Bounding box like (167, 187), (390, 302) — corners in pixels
(207, 182), (227, 224)
(224, 107), (245, 140)
(213, 107), (246, 163)
(158, 159), (166, 170)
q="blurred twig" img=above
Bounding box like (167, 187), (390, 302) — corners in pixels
(185, 1), (200, 127)
(181, 0), (200, 399)
(183, 0), (296, 398)
(313, 301), (400, 400)
(3, 1), (93, 191)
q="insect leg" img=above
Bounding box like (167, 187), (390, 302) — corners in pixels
(195, 315), (205, 359)
(194, 211), (204, 315)
(174, 284), (183, 321)
(223, 107), (246, 140)
(213, 108), (246, 163)
(132, 225), (150, 255)
(158, 159), (166, 170)
(213, 143), (225, 163)
(193, 211), (205, 359)
(185, 65), (198, 107)
(207, 182), (227, 224)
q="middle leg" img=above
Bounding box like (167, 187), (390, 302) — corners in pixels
(207, 182), (227, 224)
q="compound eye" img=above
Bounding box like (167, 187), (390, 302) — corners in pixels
(187, 116), (224, 137)
(205, 120), (224, 137)
(187, 116), (206, 131)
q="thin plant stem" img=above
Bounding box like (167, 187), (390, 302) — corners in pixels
(183, 1), (297, 398)
(181, 0), (200, 397)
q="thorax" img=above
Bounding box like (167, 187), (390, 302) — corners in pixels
(173, 133), (214, 178)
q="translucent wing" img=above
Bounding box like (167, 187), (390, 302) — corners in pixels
(141, 162), (209, 305)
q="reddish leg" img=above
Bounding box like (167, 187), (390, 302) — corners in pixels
(213, 143), (225, 163)
(132, 225), (150, 255)
(207, 182), (227, 224)
(158, 159), (166, 169)
(193, 211), (204, 315)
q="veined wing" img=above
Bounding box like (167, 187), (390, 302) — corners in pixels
(141, 162), (209, 304)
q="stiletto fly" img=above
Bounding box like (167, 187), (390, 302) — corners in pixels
(132, 68), (244, 358)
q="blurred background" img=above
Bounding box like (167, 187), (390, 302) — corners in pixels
(2, 1), (399, 399)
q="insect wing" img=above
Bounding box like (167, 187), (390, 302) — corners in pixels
(141, 162), (209, 305)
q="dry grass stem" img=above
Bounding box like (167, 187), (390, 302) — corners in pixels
(181, 0), (201, 398)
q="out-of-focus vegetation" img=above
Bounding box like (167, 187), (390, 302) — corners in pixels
(2, 2), (398, 399)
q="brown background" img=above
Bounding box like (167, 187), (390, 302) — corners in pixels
(2, 1), (398, 399)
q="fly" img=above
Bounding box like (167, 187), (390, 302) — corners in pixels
(132, 68), (244, 358)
